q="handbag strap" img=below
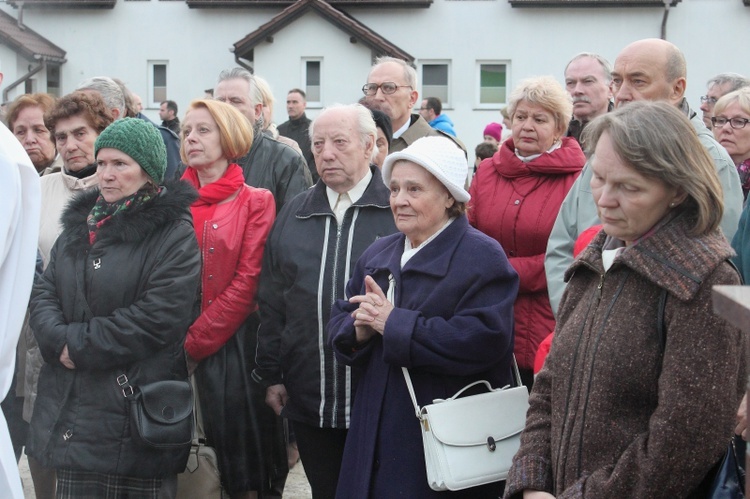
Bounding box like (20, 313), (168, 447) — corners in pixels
(190, 375), (207, 440)
(401, 355), (523, 421)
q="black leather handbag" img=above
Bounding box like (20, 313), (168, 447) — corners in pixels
(707, 436), (745, 499)
(120, 375), (194, 449)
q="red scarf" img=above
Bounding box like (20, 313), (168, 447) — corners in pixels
(182, 163), (245, 247)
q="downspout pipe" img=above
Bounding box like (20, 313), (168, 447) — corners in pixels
(661, 0), (671, 39)
(3, 61), (44, 103)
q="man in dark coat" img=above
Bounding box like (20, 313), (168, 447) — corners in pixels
(254, 103), (398, 499)
(214, 69), (312, 214)
(277, 88), (316, 182)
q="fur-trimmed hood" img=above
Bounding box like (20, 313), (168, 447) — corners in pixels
(60, 180), (198, 254)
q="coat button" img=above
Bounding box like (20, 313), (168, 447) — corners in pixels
(514, 199), (520, 205)
(212, 224), (218, 229)
(374, 459), (380, 470)
(209, 248), (214, 253)
(208, 300), (212, 305)
(509, 250), (515, 256)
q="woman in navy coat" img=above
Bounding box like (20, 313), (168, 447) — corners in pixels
(328, 136), (519, 498)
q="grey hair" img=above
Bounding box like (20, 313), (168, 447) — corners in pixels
(664, 43), (687, 83)
(706, 72), (750, 93)
(217, 67), (257, 105)
(371, 56), (417, 89)
(76, 76), (126, 117)
(565, 52), (613, 84)
(310, 103), (378, 163)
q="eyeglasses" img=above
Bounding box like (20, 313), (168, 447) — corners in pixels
(700, 95), (718, 106)
(711, 117), (750, 129)
(362, 82), (412, 96)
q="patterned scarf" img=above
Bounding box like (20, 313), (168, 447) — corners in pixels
(738, 159), (750, 201)
(87, 184), (160, 244)
(181, 163), (245, 247)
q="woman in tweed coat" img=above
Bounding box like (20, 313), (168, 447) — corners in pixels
(505, 101), (745, 499)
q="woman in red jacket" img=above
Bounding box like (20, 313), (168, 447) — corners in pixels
(181, 99), (277, 499)
(469, 76), (585, 388)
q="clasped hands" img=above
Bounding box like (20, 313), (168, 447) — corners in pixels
(349, 275), (394, 344)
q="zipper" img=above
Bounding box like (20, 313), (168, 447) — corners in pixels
(329, 219), (343, 427)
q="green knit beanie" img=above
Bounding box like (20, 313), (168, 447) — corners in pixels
(95, 118), (167, 184)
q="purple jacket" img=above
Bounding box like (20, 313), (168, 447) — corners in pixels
(328, 215), (519, 498)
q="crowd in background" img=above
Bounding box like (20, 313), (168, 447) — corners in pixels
(0, 35), (749, 499)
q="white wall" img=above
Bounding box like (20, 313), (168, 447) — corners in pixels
(0, 0), (747, 152)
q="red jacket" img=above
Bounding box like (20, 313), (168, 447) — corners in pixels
(185, 185), (276, 360)
(468, 137), (585, 370)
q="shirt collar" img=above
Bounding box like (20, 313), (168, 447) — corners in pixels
(326, 168), (373, 210)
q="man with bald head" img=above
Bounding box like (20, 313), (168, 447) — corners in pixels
(545, 38), (743, 314)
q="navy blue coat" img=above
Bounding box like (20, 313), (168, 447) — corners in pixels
(328, 215), (519, 498)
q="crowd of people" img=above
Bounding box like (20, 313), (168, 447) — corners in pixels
(0, 36), (748, 499)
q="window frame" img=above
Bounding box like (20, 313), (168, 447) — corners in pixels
(418, 60), (451, 109)
(302, 58), (322, 108)
(147, 60), (168, 109)
(476, 61), (510, 109)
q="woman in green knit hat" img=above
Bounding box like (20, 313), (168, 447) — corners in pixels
(28, 117), (201, 498)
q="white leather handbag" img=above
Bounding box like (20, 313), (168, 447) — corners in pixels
(402, 359), (529, 491)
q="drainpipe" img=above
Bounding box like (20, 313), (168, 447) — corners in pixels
(233, 55), (254, 74)
(660, 0), (671, 39)
(3, 61), (44, 103)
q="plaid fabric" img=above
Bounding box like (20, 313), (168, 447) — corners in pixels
(56, 468), (163, 499)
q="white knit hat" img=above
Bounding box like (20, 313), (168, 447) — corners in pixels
(381, 136), (470, 203)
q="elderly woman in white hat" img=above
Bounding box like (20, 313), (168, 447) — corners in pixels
(328, 136), (520, 498)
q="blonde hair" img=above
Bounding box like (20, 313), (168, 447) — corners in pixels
(507, 76), (573, 136)
(180, 99), (253, 164)
(713, 87), (750, 119)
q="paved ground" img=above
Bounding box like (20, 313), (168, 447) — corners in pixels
(19, 452), (312, 498)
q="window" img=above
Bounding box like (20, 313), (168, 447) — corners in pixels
(420, 62), (450, 106)
(304, 59), (321, 105)
(46, 65), (61, 97)
(477, 62), (508, 107)
(148, 61), (168, 108)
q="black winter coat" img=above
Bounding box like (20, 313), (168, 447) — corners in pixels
(253, 166), (398, 429)
(28, 181), (201, 478)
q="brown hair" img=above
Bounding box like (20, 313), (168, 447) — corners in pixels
(7, 93), (57, 132)
(44, 91), (114, 135)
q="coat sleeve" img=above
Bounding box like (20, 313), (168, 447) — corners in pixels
(731, 200), (750, 283)
(185, 190), (275, 361)
(545, 163), (598, 316)
(29, 240), (71, 366)
(34, 222), (201, 371)
(275, 150), (312, 213)
(253, 209), (290, 387)
(504, 349), (556, 498)
(328, 253), (379, 365)
(381, 252), (519, 375)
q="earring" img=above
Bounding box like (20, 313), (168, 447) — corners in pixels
(669, 202), (676, 208)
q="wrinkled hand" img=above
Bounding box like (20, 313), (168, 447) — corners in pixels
(266, 384), (289, 416)
(185, 351), (199, 376)
(523, 490), (556, 499)
(59, 344), (76, 370)
(349, 276), (393, 338)
(736, 393), (747, 441)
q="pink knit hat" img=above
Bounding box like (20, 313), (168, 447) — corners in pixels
(483, 122), (503, 141)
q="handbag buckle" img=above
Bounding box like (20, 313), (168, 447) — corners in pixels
(487, 436), (496, 452)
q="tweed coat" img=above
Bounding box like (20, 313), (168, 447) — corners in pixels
(505, 213), (745, 498)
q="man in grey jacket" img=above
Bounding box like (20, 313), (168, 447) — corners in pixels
(545, 38), (743, 315)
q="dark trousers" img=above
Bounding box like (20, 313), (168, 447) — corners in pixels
(292, 421), (347, 499)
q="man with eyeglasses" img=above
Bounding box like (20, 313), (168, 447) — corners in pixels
(545, 38), (743, 316)
(699, 73), (750, 130)
(363, 56), (464, 153)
